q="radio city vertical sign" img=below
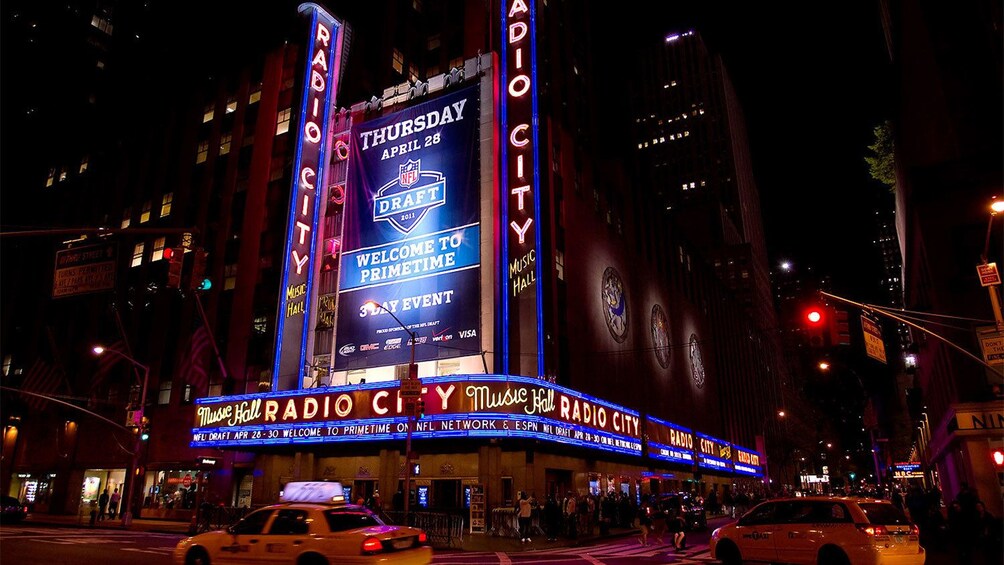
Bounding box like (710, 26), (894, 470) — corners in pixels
(273, 3), (345, 391)
(501, 0), (544, 376)
(334, 86), (482, 370)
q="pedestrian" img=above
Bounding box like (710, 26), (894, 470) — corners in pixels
(723, 488), (735, 518)
(563, 492), (577, 539)
(98, 488), (110, 522)
(543, 494), (560, 541)
(108, 488), (121, 520)
(975, 501), (1003, 562)
(638, 496), (653, 546)
(518, 491), (533, 543)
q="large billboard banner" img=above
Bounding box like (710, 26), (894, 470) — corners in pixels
(335, 86), (482, 370)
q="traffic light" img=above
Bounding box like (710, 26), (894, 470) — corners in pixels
(166, 246), (184, 288)
(803, 305), (829, 348)
(416, 398), (426, 419)
(140, 417), (151, 441)
(992, 448), (1004, 468)
(188, 248), (209, 291)
(832, 308), (851, 346)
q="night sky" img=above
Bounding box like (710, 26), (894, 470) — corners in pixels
(600, 2), (894, 302)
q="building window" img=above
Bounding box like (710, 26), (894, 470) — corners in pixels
(59, 167), (68, 182)
(226, 97), (237, 114)
(140, 201), (152, 223)
(45, 168), (55, 187)
(219, 133), (232, 155)
(202, 104), (214, 124)
(555, 250), (565, 280)
(158, 380), (172, 405)
(408, 64), (419, 83)
(253, 315), (268, 336)
(412, 0), (422, 12)
(79, 156), (89, 174)
(276, 108), (291, 135)
(90, 15), (113, 35)
(131, 243), (145, 267)
(121, 207), (131, 229)
(249, 84), (262, 105)
(160, 192), (173, 217)
(151, 237), (166, 261)
(196, 141), (209, 163)
(449, 56), (463, 70)
(224, 263), (238, 290)
(392, 49), (404, 74)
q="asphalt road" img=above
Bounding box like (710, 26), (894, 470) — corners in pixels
(0, 523), (718, 564)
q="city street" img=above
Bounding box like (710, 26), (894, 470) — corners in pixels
(0, 523), (717, 565)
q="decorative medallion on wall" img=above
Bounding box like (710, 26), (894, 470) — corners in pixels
(602, 267), (629, 343)
(651, 304), (670, 369)
(440, 463), (455, 475)
(689, 333), (706, 389)
(322, 466), (337, 478)
(357, 466), (371, 477)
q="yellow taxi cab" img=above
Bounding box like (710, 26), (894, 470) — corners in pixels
(710, 496), (925, 565)
(173, 481), (432, 565)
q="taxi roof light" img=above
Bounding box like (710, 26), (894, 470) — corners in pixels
(279, 481), (345, 504)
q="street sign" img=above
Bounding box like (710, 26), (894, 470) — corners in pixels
(861, 314), (887, 364)
(978, 263), (1002, 287)
(52, 243), (117, 298)
(400, 378), (422, 398)
(978, 328), (1004, 364)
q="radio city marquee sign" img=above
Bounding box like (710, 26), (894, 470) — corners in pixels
(273, 4), (345, 390)
(646, 415), (694, 465)
(500, 0), (543, 376)
(191, 375), (642, 455)
(732, 446), (762, 476)
(696, 432), (733, 472)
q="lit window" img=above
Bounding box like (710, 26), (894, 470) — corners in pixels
(140, 200), (151, 223)
(276, 108), (291, 135)
(224, 263), (238, 290)
(684, 131), (690, 137)
(449, 56), (464, 70)
(409, 64), (419, 83)
(671, 80), (677, 87)
(220, 133), (232, 155)
(413, 0), (422, 11)
(45, 168), (55, 187)
(160, 192), (173, 217)
(202, 104), (214, 123)
(226, 97), (237, 114)
(90, 15), (113, 35)
(741, 270), (749, 279)
(248, 86), (262, 105)
(689, 182), (695, 189)
(392, 49), (404, 74)
(131, 243), (145, 267)
(79, 156), (89, 173)
(59, 167), (68, 182)
(643, 142), (649, 148)
(121, 207), (131, 229)
(253, 315), (268, 336)
(158, 380), (172, 405)
(96, 60), (105, 70)
(151, 237), (166, 261)
(699, 109), (705, 115)
(637, 143), (643, 149)
(681, 183), (688, 190)
(555, 250), (565, 280)
(427, 34), (440, 50)
(700, 180), (706, 187)
(196, 141), (209, 163)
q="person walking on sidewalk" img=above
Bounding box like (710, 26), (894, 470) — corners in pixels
(98, 489), (110, 522)
(108, 488), (121, 520)
(563, 492), (578, 539)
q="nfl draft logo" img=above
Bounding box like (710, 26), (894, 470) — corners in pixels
(373, 159), (446, 234)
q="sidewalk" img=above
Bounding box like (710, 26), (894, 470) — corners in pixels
(21, 512), (192, 535)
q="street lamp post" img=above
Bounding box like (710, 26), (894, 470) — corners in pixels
(756, 410), (785, 490)
(363, 301), (417, 525)
(93, 345), (149, 528)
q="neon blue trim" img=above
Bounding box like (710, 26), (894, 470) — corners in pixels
(529, 0), (544, 377)
(499, 0), (510, 372)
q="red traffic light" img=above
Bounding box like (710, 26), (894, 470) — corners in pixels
(805, 308), (824, 325)
(993, 449), (1004, 467)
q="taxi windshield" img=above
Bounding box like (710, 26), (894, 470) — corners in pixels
(323, 508), (385, 532)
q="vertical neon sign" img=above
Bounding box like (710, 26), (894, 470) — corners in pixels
(501, 0), (544, 377)
(273, 3), (344, 391)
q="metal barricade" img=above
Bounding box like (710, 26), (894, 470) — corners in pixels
(197, 505), (254, 533)
(488, 507), (544, 538)
(384, 510), (465, 548)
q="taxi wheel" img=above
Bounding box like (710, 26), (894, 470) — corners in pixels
(715, 540), (742, 565)
(296, 552), (329, 565)
(817, 545), (850, 565)
(184, 547), (210, 565)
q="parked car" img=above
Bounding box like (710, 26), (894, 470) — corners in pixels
(710, 496), (925, 565)
(1, 495), (28, 523)
(655, 492), (707, 531)
(174, 481), (431, 565)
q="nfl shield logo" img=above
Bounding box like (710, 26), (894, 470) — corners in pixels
(399, 159), (420, 188)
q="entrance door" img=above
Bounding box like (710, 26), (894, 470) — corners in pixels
(353, 480), (376, 506)
(432, 480), (460, 510)
(545, 469), (572, 499)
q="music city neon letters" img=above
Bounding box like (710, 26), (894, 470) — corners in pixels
(506, 0), (534, 248)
